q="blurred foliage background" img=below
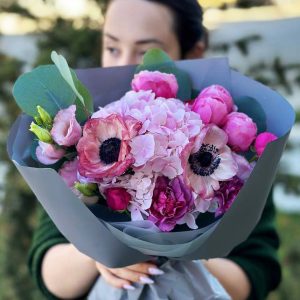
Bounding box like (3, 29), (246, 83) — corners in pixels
(0, 0), (299, 299)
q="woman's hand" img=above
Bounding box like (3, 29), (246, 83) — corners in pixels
(96, 261), (164, 290)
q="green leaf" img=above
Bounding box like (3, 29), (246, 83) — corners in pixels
(135, 48), (192, 101)
(234, 96), (267, 133)
(13, 65), (76, 117)
(71, 70), (94, 123)
(51, 51), (85, 106)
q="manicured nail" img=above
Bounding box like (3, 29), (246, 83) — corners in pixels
(148, 267), (165, 275)
(140, 276), (154, 284)
(123, 284), (136, 290)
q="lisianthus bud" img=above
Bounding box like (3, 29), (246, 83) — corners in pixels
(37, 105), (53, 129)
(74, 182), (98, 197)
(29, 122), (53, 143)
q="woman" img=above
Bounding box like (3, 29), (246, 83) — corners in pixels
(28, 0), (281, 299)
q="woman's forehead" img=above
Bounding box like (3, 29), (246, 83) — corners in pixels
(104, 0), (175, 43)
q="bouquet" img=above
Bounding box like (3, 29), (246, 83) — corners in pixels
(8, 49), (294, 298)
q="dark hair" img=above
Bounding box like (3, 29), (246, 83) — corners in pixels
(145, 0), (205, 58)
(106, 0), (205, 58)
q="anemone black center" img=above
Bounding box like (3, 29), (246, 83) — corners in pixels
(188, 144), (220, 176)
(99, 138), (121, 164)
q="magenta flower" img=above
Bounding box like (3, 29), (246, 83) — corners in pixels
(51, 105), (82, 146)
(214, 176), (244, 217)
(77, 114), (141, 181)
(254, 132), (277, 157)
(199, 85), (234, 113)
(36, 141), (65, 165)
(59, 158), (79, 187)
(191, 94), (228, 126)
(104, 187), (131, 211)
(181, 125), (238, 198)
(131, 70), (178, 99)
(148, 176), (194, 232)
(223, 112), (257, 152)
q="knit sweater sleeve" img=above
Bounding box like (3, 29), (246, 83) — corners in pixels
(28, 207), (69, 300)
(227, 189), (282, 300)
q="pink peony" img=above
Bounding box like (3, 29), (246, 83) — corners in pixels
(199, 85), (234, 113)
(131, 70), (178, 99)
(254, 132), (277, 157)
(223, 112), (257, 152)
(181, 125), (238, 198)
(104, 187), (131, 211)
(36, 141), (65, 165)
(77, 114), (141, 181)
(51, 105), (82, 146)
(148, 176), (194, 232)
(59, 158), (78, 187)
(191, 95), (228, 126)
(214, 176), (243, 217)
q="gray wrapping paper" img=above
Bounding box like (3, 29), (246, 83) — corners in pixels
(7, 58), (295, 268)
(88, 260), (231, 300)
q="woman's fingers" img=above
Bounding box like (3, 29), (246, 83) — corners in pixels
(110, 267), (154, 284)
(126, 262), (163, 275)
(97, 264), (133, 289)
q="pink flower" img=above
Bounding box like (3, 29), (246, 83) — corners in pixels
(254, 132), (277, 157)
(59, 159), (78, 187)
(36, 141), (65, 165)
(223, 112), (257, 152)
(232, 152), (253, 182)
(191, 94), (228, 126)
(199, 85), (234, 113)
(214, 176), (243, 217)
(148, 176), (194, 232)
(130, 134), (155, 167)
(104, 187), (131, 211)
(51, 105), (82, 146)
(77, 114), (141, 181)
(131, 70), (178, 99)
(181, 125), (238, 198)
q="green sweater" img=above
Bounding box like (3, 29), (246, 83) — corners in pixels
(28, 190), (281, 300)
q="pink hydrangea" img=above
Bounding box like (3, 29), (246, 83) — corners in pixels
(254, 132), (277, 157)
(36, 141), (65, 165)
(181, 125), (238, 198)
(51, 105), (82, 146)
(148, 176), (195, 232)
(77, 114), (141, 181)
(131, 70), (178, 99)
(223, 112), (257, 152)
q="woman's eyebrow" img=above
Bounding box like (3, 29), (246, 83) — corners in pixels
(104, 33), (119, 41)
(135, 39), (164, 46)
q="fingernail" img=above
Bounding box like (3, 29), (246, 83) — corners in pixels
(123, 284), (136, 290)
(140, 276), (154, 284)
(148, 267), (165, 275)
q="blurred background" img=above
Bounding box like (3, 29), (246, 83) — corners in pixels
(0, 0), (299, 299)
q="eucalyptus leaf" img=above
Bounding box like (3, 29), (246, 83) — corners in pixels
(51, 51), (85, 106)
(234, 96), (267, 133)
(13, 65), (76, 117)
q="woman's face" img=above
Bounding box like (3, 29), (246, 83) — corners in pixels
(102, 0), (181, 67)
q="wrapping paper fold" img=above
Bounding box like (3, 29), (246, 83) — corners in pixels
(8, 58), (295, 268)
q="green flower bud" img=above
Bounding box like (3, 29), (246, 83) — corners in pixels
(29, 122), (53, 143)
(74, 182), (98, 197)
(37, 105), (53, 129)
(34, 116), (43, 126)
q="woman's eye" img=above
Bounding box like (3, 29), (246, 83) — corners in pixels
(106, 47), (120, 57)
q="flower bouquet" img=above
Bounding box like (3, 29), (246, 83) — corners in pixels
(8, 49), (294, 299)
